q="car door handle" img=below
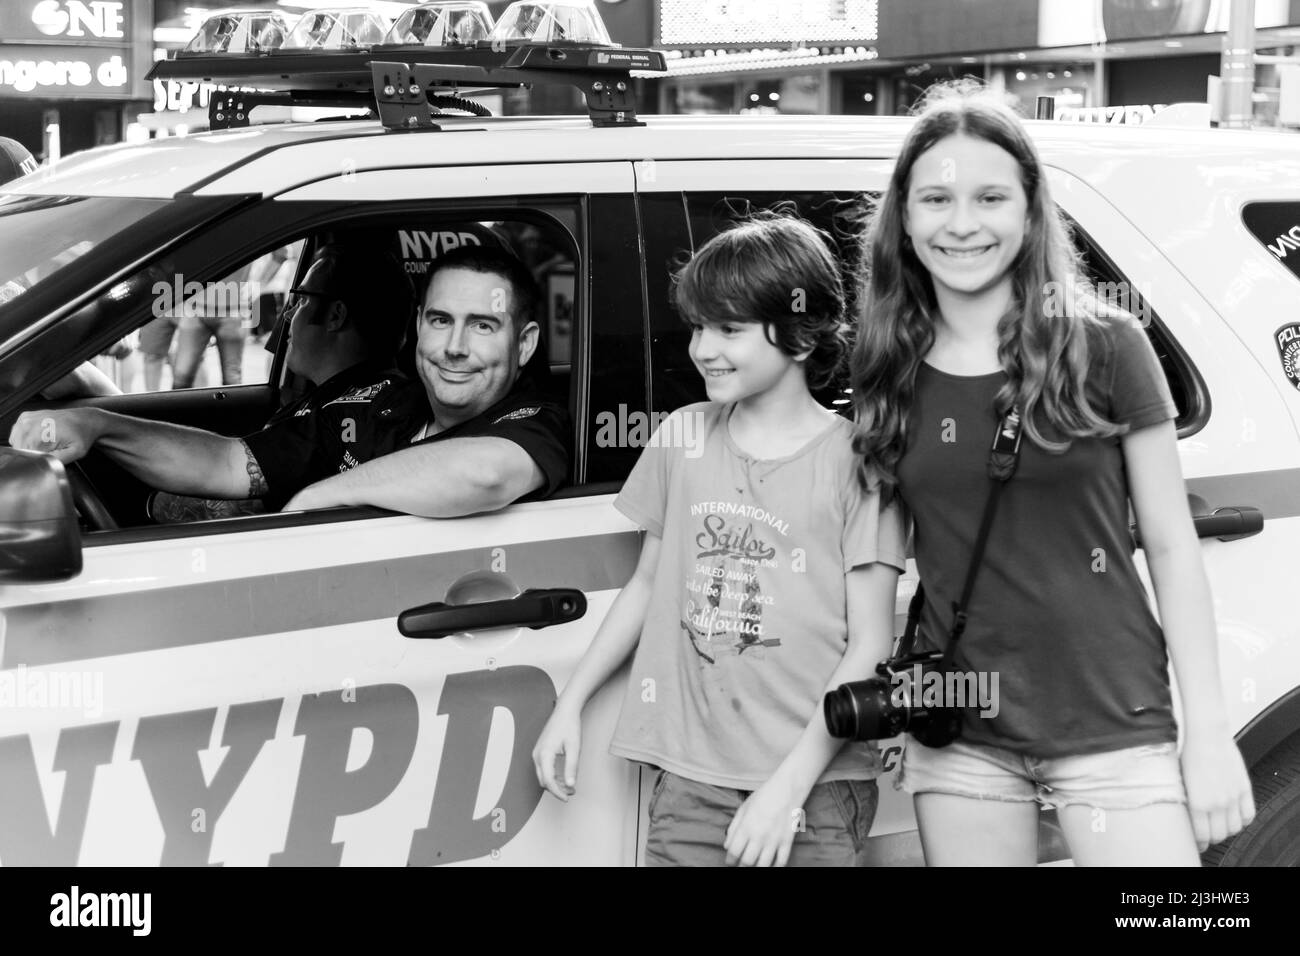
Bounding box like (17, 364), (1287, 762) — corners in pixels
(1191, 506), (1264, 542)
(397, 588), (587, 639)
(1132, 505), (1264, 548)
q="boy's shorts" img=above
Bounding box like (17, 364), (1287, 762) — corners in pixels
(644, 769), (878, 867)
(898, 737), (1186, 811)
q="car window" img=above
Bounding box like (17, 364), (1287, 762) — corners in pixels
(116, 242), (305, 394)
(1071, 224), (1204, 433)
(75, 207), (583, 539)
(654, 191), (1203, 435)
(1242, 202), (1300, 286)
(651, 191), (863, 414)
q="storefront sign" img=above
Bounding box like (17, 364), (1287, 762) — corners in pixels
(0, 1), (127, 43)
(658, 0), (877, 45)
(30, 0), (125, 38)
(0, 45), (129, 97)
(153, 78), (229, 114)
(0, 1), (147, 99)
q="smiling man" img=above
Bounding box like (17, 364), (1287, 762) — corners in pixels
(10, 244), (572, 519)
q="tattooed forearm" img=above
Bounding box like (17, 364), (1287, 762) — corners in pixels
(241, 439), (269, 497)
(150, 492), (267, 524)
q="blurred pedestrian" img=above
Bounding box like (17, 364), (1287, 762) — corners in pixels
(0, 137), (39, 186)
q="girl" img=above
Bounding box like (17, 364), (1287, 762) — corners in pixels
(850, 81), (1255, 866)
(533, 213), (906, 866)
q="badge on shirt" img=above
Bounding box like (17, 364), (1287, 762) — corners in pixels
(326, 381), (391, 405)
(1277, 324), (1300, 392)
(493, 406), (540, 423)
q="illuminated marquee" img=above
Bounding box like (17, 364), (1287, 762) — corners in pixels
(30, 0), (126, 39)
(0, 46), (127, 95)
(0, 0), (141, 99)
(658, 0), (878, 45)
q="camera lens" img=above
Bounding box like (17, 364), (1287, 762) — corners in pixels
(823, 684), (862, 739)
(823, 677), (902, 741)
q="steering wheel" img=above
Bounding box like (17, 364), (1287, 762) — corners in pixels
(65, 461), (119, 532)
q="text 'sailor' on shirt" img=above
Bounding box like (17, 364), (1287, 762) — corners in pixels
(609, 402), (908, 791)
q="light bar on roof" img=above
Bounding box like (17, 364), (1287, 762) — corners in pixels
(488, 1), (614, 46)
(283, 7), (391, 49)
(384, 2), (495, 47)
(184, 10), (294, 53)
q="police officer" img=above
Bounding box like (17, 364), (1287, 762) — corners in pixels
(11, 245), (571, 518)
(147, 242), (413, 521)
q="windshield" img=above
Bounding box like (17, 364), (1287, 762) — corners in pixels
(0, 194), (170, 309)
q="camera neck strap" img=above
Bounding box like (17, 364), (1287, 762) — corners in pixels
(898, 403), (1024, 661)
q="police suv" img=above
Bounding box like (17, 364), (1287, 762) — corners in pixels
(0, 1), (1298, 867)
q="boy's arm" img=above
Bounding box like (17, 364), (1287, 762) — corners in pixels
(771, 561), (900, 791)
(534, 530), (661, 799)
(555, 530), (661, 711)
(724, 560), (899, 866)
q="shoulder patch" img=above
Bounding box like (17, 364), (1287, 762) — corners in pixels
(1277, 323), (1300, 392)
(324, 380), (392, 406)
(493, 405), (541, 423)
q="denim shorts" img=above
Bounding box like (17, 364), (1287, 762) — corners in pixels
(898, 738), (1186, 811)
(644, 770), (879, 867)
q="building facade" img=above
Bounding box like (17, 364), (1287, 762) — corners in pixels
(653, 0), (1300, 125)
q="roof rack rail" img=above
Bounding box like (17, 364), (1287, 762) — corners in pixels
(147, 44), (667, 131)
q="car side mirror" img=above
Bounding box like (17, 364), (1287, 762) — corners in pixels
(0, 448), (82, 582)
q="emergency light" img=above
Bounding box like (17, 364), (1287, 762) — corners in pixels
(385, 2), (496, 48)
(184, 9), (294, 54)
(283, 8), (391, 50)
(488, 1), (614, 46)
(156, 0), (665, 130)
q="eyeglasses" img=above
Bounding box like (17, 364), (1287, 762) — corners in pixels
(283, 288), (336, 316)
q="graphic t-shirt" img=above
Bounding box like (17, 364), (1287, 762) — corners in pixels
(896, 313), (1179, 757)
(609, 402), (908, 790)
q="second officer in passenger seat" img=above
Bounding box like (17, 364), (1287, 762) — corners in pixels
(148, 242), (412, 521)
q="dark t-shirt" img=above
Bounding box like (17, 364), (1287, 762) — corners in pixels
(243, 370), (571, 510)
(896, 314), (1179, 757)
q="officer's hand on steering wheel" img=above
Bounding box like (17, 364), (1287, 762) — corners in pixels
(9, 408), (100, 464)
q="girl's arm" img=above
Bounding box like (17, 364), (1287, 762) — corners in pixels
(724, 560), (900, 866)
(1123, 419), (1256, 851)
(532, 530), (661, 800)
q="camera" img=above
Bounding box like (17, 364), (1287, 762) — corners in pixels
(823, 648), (963, 748)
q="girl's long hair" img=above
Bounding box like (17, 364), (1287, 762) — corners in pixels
(850, 82), (1126, 503)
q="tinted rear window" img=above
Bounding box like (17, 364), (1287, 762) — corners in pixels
(1242, 202), (1300, 283)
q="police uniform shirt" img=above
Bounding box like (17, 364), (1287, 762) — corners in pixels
(242, 370), (571, 510)
(265, 357), (400, 428)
